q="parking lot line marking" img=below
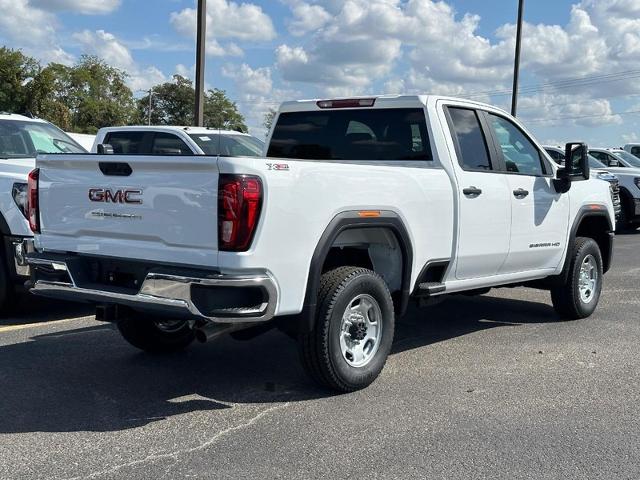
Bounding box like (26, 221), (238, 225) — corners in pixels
(0, 316), (94, 334)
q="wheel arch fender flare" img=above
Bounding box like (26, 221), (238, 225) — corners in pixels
(299, 210), (414, 333)
(559, 205), (614, 281)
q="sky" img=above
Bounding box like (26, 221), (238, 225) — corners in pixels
(1, 0), (640, 145)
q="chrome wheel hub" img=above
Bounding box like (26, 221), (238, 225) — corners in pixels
(339, 294), (383, 368)
(578, 254), (598, 304)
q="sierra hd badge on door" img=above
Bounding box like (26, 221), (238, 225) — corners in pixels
(88, 188), (143, 204)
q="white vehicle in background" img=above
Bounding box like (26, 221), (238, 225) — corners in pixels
(92, 126), (265, 157)
(623, 143), (640, 158)
(0, 113), (86, 313)
(589, 148), (640, 229)
(66, 132), (96, 152)
(544, 146), (622, 222)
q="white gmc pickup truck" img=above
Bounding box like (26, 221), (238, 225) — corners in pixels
(26, 95), (614, 391)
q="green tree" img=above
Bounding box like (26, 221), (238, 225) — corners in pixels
(0, 47), (39, 114)
(138, 78), (247, 130)
(137, 75), (195, 125)
(66, 56), (137, 133)
(26, 63), (73, 130)
(263, 108), (277, 136)
(204, 89), (247, 132)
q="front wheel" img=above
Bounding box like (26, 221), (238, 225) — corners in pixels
(551, 237), (603, 320)
(117, 315), (195, 353)
(299, 266), (395, 392)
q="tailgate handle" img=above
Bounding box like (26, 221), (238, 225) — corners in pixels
(99, 162), (132, 177)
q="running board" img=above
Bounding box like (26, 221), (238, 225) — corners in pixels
(416, 282), (446, 297)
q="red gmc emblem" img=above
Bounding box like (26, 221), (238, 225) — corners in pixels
(89, 188), (143, 204)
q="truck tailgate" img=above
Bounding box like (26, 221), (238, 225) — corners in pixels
(36, 154), (220, 267)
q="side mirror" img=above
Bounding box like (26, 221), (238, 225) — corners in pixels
(564, 142), (590, 181)
(609, 158), (620, 167)
(554, 142), (590, 193)
(97, 144), (114, 155)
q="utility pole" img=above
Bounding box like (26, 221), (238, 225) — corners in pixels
(511, 0), (524, 117)
(194, 0), (207, 126)
(148, 87), (153, 126)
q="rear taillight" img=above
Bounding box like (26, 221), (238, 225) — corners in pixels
(218, 175), (262, 251)
(27, 168), (39, 233)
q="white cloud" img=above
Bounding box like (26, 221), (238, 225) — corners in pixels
(222, 64), (272, 95)
(276, 0), (509, 95)
(518, 94), (622, 127)
(170, 0), (275, 56)
(73, 30), (167, 91)
(175, 64), (193, 79)
(288, 2), (332, 37)
(0, 0), (73, 64)
(271, 0), (640, 142)
(220, 62), (300, 136)
(73, 30), (135, 70)
(30, 0), (121, 15)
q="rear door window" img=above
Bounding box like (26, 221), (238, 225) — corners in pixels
(267, 108), (432, 161)
(447, 107), (492, 171)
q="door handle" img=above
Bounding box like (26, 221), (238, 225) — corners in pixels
(463, 186), (482, 197)
(513, 188), (529, 198)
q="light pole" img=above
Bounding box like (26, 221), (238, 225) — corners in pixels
(511, 0), (524, 116)
(194, 0), (207, 126)
(147, 87), (153, 126)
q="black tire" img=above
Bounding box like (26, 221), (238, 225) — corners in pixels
(117, 315), (195, 353)
(617, 191), (637, 232)
(616, 201), (630, 232)
(551, 237), (603, 320)
(299, 266), (395, 392)
(0, 246), (15, 317)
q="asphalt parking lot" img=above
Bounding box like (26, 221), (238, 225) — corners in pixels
(1, 232), (639, 480)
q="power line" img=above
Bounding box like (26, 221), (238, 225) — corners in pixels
(517, 92), (640, 111)
(524, 108), (640, 125)
(460, 69), (640, 99)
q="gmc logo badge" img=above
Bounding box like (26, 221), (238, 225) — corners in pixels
(89, 188), (143, 204)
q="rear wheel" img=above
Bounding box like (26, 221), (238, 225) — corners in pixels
(0, 245), (15, 317)
(117, 315), (195, 353)
(299, 266), (395, 392)
(551, 237), (603, 320)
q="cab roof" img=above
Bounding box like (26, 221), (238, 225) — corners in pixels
(97, 125), (250, 136)
(278, 94), (507, 114)
(0, 113), (48, 123)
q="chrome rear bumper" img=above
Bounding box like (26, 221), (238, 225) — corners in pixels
(27, 255), (277, 324)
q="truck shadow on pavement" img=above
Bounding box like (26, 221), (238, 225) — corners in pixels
(0, 294), (94, 326)
(0, 293), (559, 434)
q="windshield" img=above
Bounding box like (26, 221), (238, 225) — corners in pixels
(189, 133), (264, 157)
(613, 150), (640, 168)
(0, 120), (86, 158)
(588, 155), (607, 169)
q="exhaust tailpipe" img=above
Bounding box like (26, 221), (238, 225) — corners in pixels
(194, 323), (253, 343)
